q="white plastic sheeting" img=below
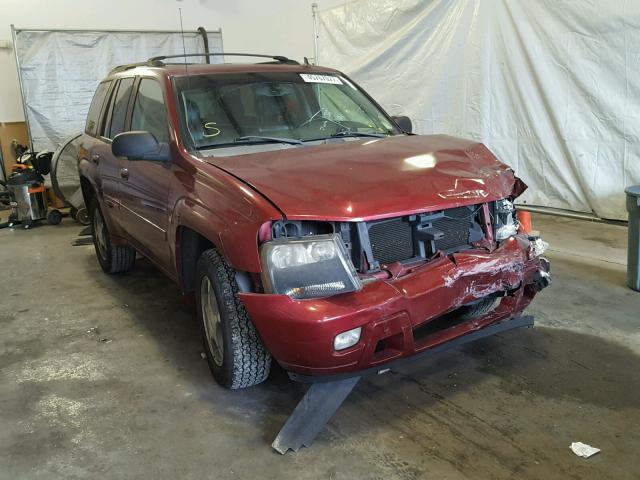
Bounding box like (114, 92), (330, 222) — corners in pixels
(317, 0), (640, 220)
(13, 29), (223, 153)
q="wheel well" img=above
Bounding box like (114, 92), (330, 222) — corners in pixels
(179, 227), (214, 293)
(178, 227), (256, 294)
(80, 176), (96, 208)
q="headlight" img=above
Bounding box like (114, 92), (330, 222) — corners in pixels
(260, 234), (362, 299)
(495, 199), (518, 240)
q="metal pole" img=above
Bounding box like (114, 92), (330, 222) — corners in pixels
(0, 138), (7, 183)
(218, 27), (225, 64)
(12, 27), (221, 34)
(517, 204), (626, 225)
(312, 3), (319, 65)
(11, 25), (34, 155)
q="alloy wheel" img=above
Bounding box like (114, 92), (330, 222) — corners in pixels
(200, 276), (224, 366)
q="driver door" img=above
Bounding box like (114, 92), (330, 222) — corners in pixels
(117, 78), (172, 269)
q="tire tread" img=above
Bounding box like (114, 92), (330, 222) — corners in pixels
(90, 198), (135, 274)
(459, 296), (501, 320)
(199, 249), (271, 389)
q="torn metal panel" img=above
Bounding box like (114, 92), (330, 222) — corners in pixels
(274, 315), (535, 453)
(272, 376), (360, 454)
(273, 315), (535, 453)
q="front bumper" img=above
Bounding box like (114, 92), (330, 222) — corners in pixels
(240, 235), (549, 377)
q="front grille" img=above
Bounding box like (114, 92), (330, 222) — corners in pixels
(368, 218), (414, 265)
(431, 206), (475, 251)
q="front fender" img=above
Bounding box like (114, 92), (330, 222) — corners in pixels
(171, 197), (226, 258)
(170, 196), (279, 274)
(168, 158), (283, 275)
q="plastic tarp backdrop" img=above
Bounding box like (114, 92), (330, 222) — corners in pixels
(318, 0), (640, 220)
(14, 29), (223, 152)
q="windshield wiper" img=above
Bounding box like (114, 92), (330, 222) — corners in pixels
(329, 131), (387, 139)
(300, 131), (388, 143)
(234, 135), (303, 145)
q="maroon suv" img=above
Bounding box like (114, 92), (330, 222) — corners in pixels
(79, 54), (550, 391)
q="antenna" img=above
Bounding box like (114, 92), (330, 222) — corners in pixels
(178, 8), (189, 74)
(177, 7), (196, 152)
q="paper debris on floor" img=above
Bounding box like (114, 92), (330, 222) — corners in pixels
(570, 442), (600, 458)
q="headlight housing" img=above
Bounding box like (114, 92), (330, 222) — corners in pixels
(260, 234), (362, 299)
(495, 198), (518, 240)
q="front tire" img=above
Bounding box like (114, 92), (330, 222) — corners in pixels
(90, 198), (135, 274)
(196, 249), (271, 389)
(458, 296), (501, 320)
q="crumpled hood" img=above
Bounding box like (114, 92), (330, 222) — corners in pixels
(210, 134), (523, 221)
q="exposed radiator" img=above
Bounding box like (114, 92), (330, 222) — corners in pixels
(431, 206), (475, 252)
(366, 205), (481, 266)
(368, 218), (414, 265)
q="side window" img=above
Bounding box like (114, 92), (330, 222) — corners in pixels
(85, 81), (111, 136)
(98, 84), (117, 138)
(131, 79), (168, 143)
(109, 77), (135, 139)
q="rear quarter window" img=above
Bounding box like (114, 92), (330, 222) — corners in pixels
(85, 81), (112, 136)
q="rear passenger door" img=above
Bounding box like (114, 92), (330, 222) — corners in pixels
(94, 77), (135, 231)
(82, 80), (114, 207)
(117, 78), (172, 268)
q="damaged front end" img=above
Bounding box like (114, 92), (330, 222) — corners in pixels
(243, 175), (551, 378)
(265, 185), (550, 290)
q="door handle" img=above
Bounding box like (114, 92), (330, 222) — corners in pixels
(120, 167), (129, 179)
(91, 154), (101, 165)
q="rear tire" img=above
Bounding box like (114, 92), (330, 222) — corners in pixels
(196, 248), (271, 389)
(90, 198), (135, 274)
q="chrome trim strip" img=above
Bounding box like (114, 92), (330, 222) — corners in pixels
(119, 201), (166, 234)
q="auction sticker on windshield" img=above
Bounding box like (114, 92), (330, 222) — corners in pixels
(299, 74), (343, 84)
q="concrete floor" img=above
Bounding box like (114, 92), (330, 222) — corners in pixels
(1, 213), (639, 479)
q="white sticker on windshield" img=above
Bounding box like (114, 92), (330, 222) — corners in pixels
(299, 73), (343, 84)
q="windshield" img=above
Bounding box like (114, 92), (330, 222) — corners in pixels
(173, 72), (400, 149)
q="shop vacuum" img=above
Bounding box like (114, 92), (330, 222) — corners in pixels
(1, 151), (62, 229)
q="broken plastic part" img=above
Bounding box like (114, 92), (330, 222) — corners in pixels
(496, 222), (518, 240)
(511, 176), (528, 199)
(529, 237), (549, 257)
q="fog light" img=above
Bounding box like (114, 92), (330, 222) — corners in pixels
(334, 327), (362, 351)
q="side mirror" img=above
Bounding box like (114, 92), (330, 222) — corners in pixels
(112, 131), (170, 162)
(392, 115), (413, 134)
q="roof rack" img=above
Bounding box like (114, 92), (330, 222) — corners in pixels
(109, 61), (161, 75)
(109, 53), (299, 75)
(149, 53), (299, 65)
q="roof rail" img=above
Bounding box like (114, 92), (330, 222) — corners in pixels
(149, 53), (299, 65)
(108, 53), (299, 76)
(108, 59), (164, 75)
